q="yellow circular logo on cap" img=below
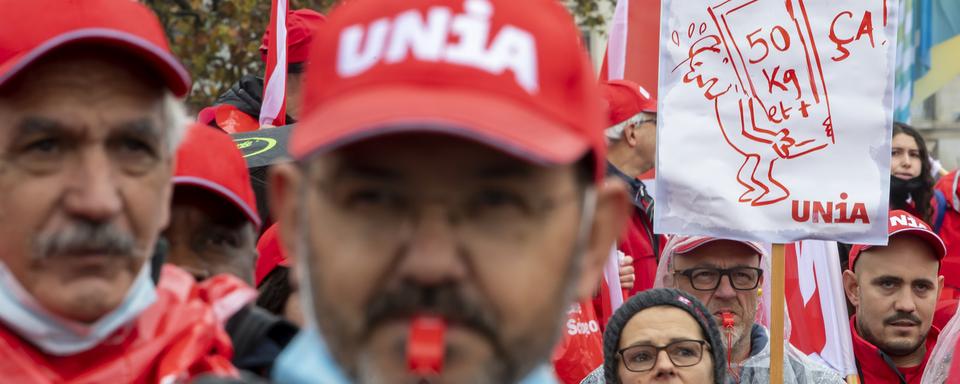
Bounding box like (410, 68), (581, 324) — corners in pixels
(234, 137), (277, 158)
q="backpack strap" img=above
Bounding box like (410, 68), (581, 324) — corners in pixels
(935, 190), (947, 233)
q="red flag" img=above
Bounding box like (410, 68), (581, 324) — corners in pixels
(552, 300), (604, 384)
(783, 240), (858, 376)
(259, 0), (289, 127)
(600, 0), (661, 99)
(785, 242), (827, 353)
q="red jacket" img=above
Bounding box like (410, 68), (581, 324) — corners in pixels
(850, 316), (939, 384)
(935, 171), (960, 291)
(0, 265), (255, 383)
(594, 164), (664, 328)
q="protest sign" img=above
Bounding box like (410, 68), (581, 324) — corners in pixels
(656, 0), (899, 245)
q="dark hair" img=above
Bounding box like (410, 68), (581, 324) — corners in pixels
(256, 266), (292, 316)
(891, 122), (935, 223)
(602, 288), (726, 384)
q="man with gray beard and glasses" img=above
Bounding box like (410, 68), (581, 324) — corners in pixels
(0, 0), (255, 381)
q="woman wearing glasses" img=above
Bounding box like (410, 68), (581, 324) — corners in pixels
(582, 288), (727, 384)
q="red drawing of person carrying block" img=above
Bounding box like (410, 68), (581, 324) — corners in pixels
(681, 0), (834, 206)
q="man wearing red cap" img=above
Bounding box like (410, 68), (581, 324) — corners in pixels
(166, 124), (298, 377)
(600, 80), (663, 301)
(198, 9), (325, 133)
(0, 0), (249, 381)
(843, 210), (946, 384)
(260, 0), (630, 382)
(656, 236), (843, 383)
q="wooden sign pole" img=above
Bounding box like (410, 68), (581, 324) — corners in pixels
(770, 243), (785, 384)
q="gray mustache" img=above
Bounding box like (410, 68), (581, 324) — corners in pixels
(34, 221), (136, 260)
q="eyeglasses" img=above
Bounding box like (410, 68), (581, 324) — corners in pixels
(675, 266), (763, 291)
(618, 339), (708, 372)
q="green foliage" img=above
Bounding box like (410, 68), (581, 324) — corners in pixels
(568, 0), (616, 31)
(146, 0), (607, 112)
(144, 0), (338, 112)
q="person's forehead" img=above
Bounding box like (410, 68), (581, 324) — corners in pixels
(171, 187), (252, 229)
(858, 234), (939, 275)
(304, 133), (578, 183)
(621, 306), (702, 346)
(892, 133), (918, 149)
(1, 47), (164, 98)
(674, 241), (760, 267)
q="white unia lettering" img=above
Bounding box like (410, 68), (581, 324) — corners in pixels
(335, 0), (540, 93)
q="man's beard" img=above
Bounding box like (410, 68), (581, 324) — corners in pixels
(858, 312), (927, 357)
(296, 196), (590, 383)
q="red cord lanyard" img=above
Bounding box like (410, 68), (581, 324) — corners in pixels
(721, 312), (740, 382)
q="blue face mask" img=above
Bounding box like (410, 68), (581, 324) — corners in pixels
(273, 328), (559, 384)
(0, 260), (157, 356)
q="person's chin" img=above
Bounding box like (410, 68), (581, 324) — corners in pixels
(879, 333), (924, 355)
(34, 271), (136, 323)
(360, 320), (501, 383)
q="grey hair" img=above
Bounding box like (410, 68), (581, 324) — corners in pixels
(604, 112), (655, 142)
(160, 91), (189, 155)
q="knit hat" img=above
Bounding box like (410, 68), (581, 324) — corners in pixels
(602, 288), (726, 384)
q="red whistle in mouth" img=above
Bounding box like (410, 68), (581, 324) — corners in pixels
(407, 315), (446, 376)
(721, 312), (735, 328)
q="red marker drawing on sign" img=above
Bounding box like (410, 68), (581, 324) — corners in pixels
(681, 0), (834, 206)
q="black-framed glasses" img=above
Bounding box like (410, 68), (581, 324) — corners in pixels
(618, 339), (708, 372)
(675, 266), (763, 291)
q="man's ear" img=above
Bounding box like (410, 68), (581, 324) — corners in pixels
(574, 178), (630, 301)
(842, 269), (860, 307)
(268, 162), (304, 269)
(623, 123), (639, 147)
(939, 274), (945, 297)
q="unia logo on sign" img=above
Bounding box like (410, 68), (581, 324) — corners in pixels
(336, 0), (540, 93)
(790, 192), (870, 224)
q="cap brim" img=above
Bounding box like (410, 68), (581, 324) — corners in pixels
(674, 237), (764, 255)
(174, 176), (262, 229)
(0, 28), (191, 97)
(291, 85), (591, 165)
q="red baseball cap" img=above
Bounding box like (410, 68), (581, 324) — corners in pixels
(255, 223), (289, 287)
(0, 0), (190, 97)
(259, 9), (327, 64)
(292, 0), (607, 181)
(670, 235), (765, 257)
(600, 79), (657, 127)
(848, 210), (946, 270)
(174, 124), (261, 229)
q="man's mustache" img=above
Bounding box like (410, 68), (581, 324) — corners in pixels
(364, 282), (499, 345)
(885, 312), (922, 326)
(34, 221), (136, 260)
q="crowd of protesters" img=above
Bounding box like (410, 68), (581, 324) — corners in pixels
(2, 0), (960, 383)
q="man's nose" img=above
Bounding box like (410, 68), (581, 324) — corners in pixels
(395, 204), (467, 286)
(893, 288), (919, 314)
(63, 147), (122, 222)
(714, 275), (738, 299)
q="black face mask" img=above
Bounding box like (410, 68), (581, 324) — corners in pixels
(890, 175), (924, 207)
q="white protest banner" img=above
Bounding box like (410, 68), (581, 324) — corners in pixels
(655, 0), (899, 244)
